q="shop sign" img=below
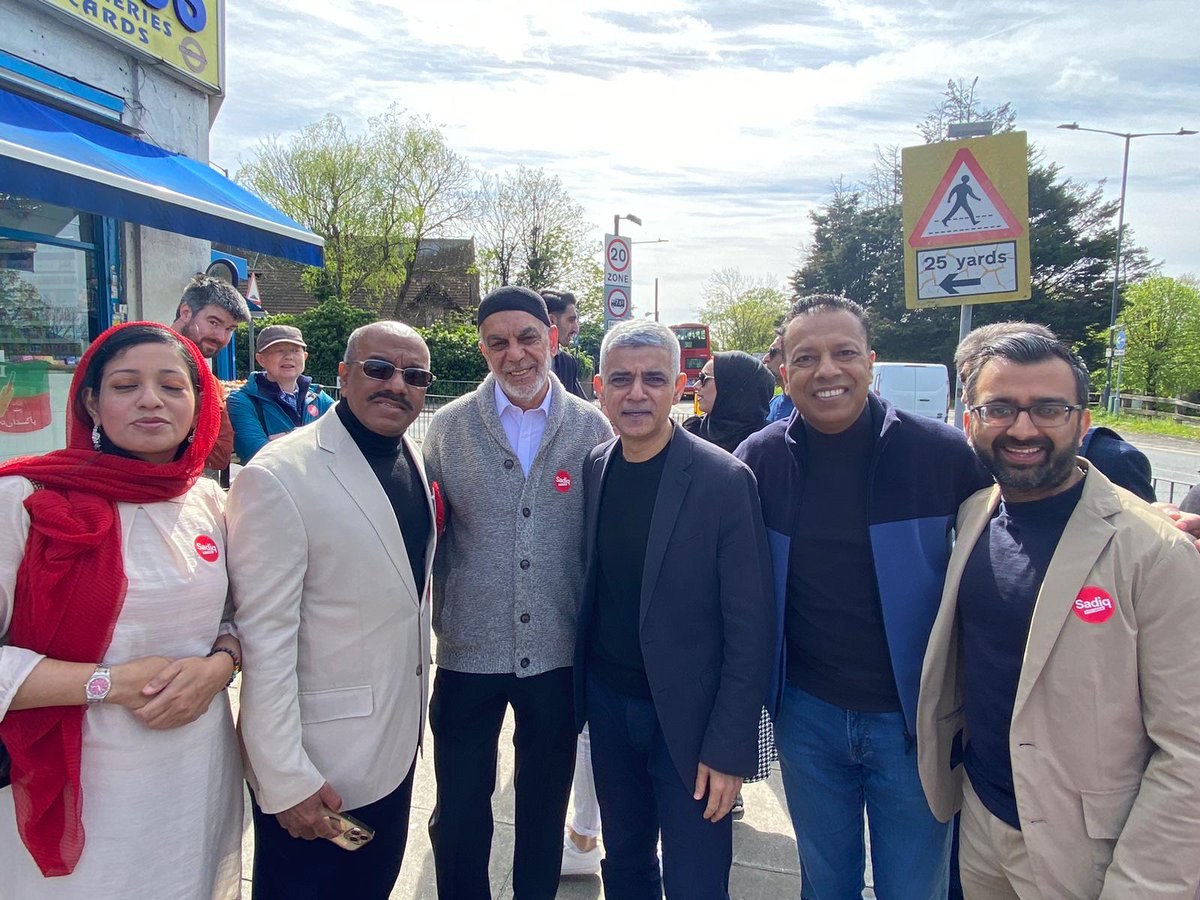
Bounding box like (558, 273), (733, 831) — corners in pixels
(36, 0), (224, 93)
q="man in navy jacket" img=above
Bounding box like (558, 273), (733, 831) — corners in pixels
(575, 319), (775, 899)
(736, 295), (989, 899)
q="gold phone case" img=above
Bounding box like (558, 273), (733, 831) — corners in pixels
(326, 811), (375, 851)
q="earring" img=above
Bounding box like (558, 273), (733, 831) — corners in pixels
(91, 425), (102, 450)
(186, 430), (195, 444)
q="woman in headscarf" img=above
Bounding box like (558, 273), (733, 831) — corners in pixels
(683, 350), (776, 452)
(0, 322), (243, 898)
(682, 349), (779, 819)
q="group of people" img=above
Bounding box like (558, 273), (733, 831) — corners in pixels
(1, 278), (1199, 900)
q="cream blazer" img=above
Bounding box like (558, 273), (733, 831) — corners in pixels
(917, 462), (1200, 899)
(226, 412), (435, 814)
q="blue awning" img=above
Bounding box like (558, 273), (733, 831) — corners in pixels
(0, 89), (324, 266)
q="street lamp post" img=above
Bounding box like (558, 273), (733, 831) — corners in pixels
(1057, 123), (1197, 411)
(613, 213), (641, 236)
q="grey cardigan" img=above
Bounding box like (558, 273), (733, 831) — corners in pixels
(422, 374), (612, 676)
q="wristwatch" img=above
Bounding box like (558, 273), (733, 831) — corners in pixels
(85, 665), (112, 704)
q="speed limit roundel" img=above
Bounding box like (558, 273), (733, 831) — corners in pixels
(607, 237), (630, 273)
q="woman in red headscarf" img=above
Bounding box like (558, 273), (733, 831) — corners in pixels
(0, 322), (243, 898)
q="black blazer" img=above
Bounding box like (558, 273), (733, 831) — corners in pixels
(573, 424), (776, 789)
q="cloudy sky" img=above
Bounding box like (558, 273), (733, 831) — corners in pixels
(210, 0), (1197, 325)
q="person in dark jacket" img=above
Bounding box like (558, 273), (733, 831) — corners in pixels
(227, 325), (335, 463)
(543, 290), (587, 399)
(683, 351), (775, 453)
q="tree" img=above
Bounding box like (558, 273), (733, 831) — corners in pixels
(1113, 276), (1200, 398)
(792, 80), (1155, 372)
(238, 115), (380, 306)
(370, 107), (474, 317)
(474, 167), (599, 301)
(698, 268), (790, 353)
(237, 109), (474, 315)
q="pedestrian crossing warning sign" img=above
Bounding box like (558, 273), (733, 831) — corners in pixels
(902, 131), (1031, 309)
(909, 148), (1023, 247)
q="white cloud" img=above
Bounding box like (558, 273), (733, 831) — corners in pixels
(212, 0), (1200, 324)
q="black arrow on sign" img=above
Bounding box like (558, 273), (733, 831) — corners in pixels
(940, 272), (982, 295)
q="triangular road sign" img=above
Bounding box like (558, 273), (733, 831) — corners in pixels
(245, 271), (265, 314)
(909, 147), (1023, 248)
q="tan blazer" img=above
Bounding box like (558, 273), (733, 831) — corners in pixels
(226, 411), (435, 814)
(918, 462), (1200, 899)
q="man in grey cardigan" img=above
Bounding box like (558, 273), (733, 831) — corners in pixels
(423, 286), (612, 899)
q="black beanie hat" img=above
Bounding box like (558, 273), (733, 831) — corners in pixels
(476, 286), (552, 328)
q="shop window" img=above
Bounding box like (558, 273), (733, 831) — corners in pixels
(0, 195), (112, 460)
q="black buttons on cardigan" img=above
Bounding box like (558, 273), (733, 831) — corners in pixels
(520, 658), (530, 668)
(504, 459), (515, 470)
(416, 664), (423, 676)
(520, 559), (530, 570)
(522, 507), (531, 517)
(520, 613), (530, 623)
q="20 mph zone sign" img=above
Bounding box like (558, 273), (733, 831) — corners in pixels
(902, 132), (1030, 309)
(604, 234), (632, 328)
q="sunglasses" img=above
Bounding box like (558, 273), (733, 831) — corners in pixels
(346, 359), (437, 388)
(695, 371), (713, 387)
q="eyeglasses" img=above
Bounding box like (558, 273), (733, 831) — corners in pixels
(346, 359), (437, 388)
(969, 403), (1084, 428)
(695, 371), (713, 387)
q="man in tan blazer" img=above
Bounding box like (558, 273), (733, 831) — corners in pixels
(226, 321), (437, 899)
(918, 328), (1200, 899)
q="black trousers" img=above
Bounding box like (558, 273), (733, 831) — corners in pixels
(249, 757), (416, 900)
(428, 666), (577, 900)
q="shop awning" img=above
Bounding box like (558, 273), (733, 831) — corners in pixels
(0, 89), (324, 266)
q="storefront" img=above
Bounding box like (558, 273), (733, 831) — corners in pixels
(0, 0), (323, 460)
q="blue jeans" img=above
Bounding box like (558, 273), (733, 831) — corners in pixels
(774, 685), (950, 900)
(586, 673), (733, 900)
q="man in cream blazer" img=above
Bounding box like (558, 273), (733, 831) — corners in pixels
(917, 328), (1200, 899)
(227, 321), (437, 899)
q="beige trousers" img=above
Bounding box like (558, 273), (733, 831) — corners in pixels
(959, 778), (1042, 900)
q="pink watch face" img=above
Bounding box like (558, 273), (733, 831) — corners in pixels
(87, 674), (111, 699)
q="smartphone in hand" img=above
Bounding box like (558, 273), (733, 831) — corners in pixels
(324, 810), (375, 851)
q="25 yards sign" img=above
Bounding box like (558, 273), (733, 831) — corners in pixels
(604, 234), (632, 328)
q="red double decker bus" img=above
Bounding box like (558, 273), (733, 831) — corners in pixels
(669, 323), (711, 397)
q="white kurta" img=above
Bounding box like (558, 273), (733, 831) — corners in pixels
(0, 476), (243, 900)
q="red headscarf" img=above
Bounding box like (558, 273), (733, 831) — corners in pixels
(0, 321), (221, 877)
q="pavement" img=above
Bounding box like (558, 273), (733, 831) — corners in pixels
(231, 672), (837, 899)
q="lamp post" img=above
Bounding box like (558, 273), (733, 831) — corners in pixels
(613, 213), (641, 236)
(1057, 123), (1197, 411)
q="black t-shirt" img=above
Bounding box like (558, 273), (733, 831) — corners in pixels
(960, 477), (1084, 830)
(588, 441), (669, 698)
(335, 400), (430, 595)
(785, 406), (901, 712)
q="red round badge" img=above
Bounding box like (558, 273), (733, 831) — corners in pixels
(307, 403), (319, 417)
(1073, 586), (1114, 623)
(554, 470), (572, 493)
(194, 535), (220, 563)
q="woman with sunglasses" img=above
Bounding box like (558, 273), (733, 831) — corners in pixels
(683, 350), (776, 453)
(227, 324), (335, 463)
(0, 322), (243, 898)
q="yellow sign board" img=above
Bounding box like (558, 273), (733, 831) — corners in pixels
(37, 0), (223, 93)
(901, 131), (1030, 309)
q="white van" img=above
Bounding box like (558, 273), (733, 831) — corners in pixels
(872, 362), (950, 422)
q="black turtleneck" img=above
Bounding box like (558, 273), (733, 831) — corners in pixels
(335, 399), (430, 594)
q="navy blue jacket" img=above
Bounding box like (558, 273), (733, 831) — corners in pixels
(1080, 426), (1155, 503)
(735, 395), (991, 734)
(574, 424), (776, 788)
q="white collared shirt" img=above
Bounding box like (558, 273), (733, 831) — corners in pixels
(494, 379), (553, 476)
